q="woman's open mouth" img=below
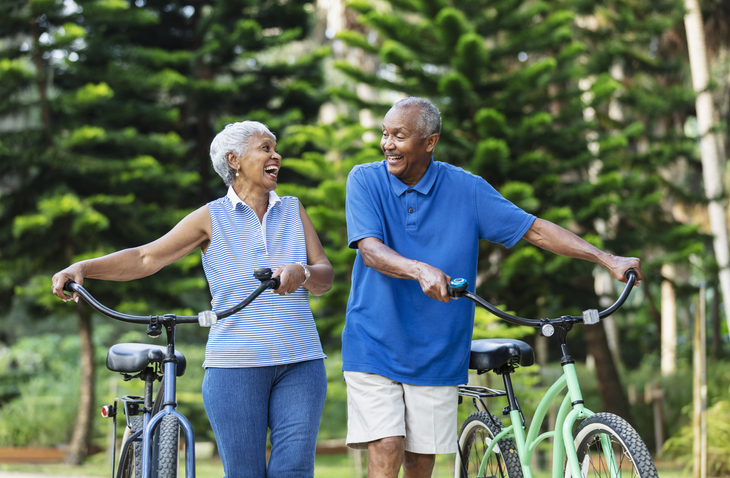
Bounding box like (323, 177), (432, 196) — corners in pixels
(264, 165), (279, 179)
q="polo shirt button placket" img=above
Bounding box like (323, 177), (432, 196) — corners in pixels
(406, 189), (416, 228)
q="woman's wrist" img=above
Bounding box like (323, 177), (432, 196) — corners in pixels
(296, 262), (310, 285)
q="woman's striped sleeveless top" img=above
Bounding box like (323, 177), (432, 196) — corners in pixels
(201, 188), (325, 368)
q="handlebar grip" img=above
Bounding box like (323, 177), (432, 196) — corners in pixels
(625, 268), (637, 282)
(448, 278), (468, 297)
(63, 280), (77, 293)
(253, 267), (280, 290)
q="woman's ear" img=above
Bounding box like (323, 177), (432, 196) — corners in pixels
(226, 152), (239, 169)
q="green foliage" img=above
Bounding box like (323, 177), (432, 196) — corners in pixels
(0, 335), (80, 446)
(664, 399), (730, 476)
(335, 0), (701, 355)
(278, 119), (381, 347)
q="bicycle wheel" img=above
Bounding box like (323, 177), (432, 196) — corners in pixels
(155, 414), (179, 478)
(456, 411), (523, 478)
(119, 415), (143, 478)
(569, 413), (658, 478)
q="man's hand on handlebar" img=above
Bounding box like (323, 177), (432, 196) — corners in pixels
(415, 261), (453, 303)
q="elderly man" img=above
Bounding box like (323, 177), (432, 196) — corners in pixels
(342, 97), (643, 478)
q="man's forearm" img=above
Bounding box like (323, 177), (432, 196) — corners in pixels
(357, 237), (422, 280)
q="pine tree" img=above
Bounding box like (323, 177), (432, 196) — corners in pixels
(0, 0), (327, 462)
(333, 0), (699, 421)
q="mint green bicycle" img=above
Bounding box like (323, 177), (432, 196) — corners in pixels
(448, 269), (658, 478)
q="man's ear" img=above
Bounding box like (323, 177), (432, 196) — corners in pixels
(425, 133), (440, 153)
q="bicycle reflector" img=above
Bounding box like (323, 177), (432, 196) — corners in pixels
(582, 309), (599, 325)
(198, 310), (218, 327)
(100, 405), (115, 418)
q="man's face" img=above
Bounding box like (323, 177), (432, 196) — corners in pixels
(380, 106), (439, 187)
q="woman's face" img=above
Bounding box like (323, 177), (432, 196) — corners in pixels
(235, 132), (282, 193)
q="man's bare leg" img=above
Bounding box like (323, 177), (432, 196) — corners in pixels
(368, 437), (404, 478)
(403, 451), (435, 477)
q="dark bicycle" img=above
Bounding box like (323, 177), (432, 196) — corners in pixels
(63, 268), (280, 478)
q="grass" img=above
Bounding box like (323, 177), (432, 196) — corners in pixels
(0, 449), (687, 477)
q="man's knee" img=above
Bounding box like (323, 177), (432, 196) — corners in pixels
(369, 436), (405, 461)
(403, 451), (435, 469)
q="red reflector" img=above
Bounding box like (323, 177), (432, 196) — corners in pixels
(101, 405), (112, 418)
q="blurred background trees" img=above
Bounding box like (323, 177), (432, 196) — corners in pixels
(1, 0), (729, 472)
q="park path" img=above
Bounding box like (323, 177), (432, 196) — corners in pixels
(0, 473), (97, 478)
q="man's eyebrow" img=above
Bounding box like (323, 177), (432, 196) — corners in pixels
(383, 125), (408, 132)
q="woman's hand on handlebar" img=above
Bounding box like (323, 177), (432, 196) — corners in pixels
(605, 256), (643, 286)
(271, 263), (308, 296)
(51, 265), (85, 302)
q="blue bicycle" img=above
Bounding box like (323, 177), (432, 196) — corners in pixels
(63, 268), (280, 478)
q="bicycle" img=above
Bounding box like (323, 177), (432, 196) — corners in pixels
(62, 268), (281, 478)
(448, 269), (658, 478)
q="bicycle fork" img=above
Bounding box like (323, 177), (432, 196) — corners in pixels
(141, 356), (197, 478)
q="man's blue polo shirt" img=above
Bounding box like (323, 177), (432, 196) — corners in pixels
(343, 159), (535, 386)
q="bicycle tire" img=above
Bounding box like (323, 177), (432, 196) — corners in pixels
(455, 411), (523, 478)
(119, 415), (143, 478)
(155, 414), (179, 478)
(568, 412), (658, 478)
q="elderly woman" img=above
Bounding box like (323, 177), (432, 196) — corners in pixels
(52, 121), (334, 477)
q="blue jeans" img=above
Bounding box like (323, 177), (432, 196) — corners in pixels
(203, 360), (327, 478)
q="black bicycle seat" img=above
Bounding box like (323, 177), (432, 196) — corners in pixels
(106, 343), (187, 376)
(469, 338), (535, 372)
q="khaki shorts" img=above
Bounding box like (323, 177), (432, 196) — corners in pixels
(344, 371), (458, 454)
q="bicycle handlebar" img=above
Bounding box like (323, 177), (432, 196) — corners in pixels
(63, 268), (281, 329)
(447, 269), (637, 337)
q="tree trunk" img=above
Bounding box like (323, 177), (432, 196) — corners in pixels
(661, 264), (677, 376)
(65, 304), (95, 465)
(684, 0), (730, 333)
(584, 323), (633, 423)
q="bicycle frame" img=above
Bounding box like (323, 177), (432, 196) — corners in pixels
(474, 363), (599, 478)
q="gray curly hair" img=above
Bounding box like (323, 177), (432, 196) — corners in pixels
(210, 121), (276, 187)
(391, 97), (441, 138)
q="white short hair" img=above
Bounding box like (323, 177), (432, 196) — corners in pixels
(210, 121), (276, 187)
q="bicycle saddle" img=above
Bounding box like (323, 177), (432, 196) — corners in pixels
(106, 343), (187, 376)
(469, 338), (535, 371)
